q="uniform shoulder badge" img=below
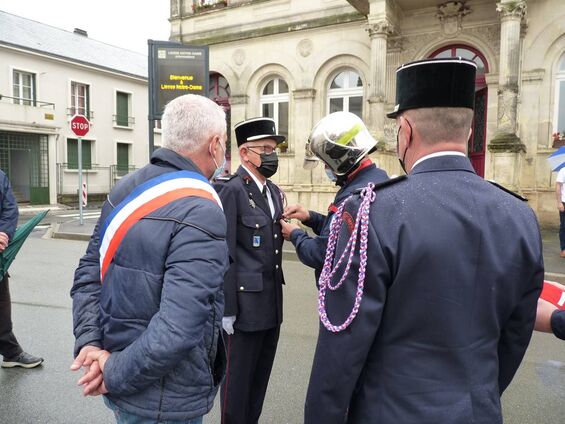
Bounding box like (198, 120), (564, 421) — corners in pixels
(215, 174), (236, 182)
(487, 180), (528, 201)
(353, 175), (407, 195)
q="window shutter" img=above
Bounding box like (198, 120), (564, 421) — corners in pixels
(116, 92), (129, 126)
(67, 139), (78, 169)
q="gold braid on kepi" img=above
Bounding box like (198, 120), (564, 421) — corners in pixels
(306, 111), (377, 176)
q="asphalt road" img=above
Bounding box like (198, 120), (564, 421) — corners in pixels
(1, 232), (565, 423)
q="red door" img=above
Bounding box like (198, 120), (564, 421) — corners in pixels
(470, 88), (487, 177)
(430, 45), (489, 177)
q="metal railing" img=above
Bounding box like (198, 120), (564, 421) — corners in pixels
(57, 163), (138, 196)
(66, 108), (94, 120)
(112, 115), (135, 127)
(0, 94), (55, 109)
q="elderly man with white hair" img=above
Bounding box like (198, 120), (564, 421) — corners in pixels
(70, 94), (230, 424)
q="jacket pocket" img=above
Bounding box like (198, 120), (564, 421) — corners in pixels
(241, 215), (268, 229)
(236, 272), (263, 292)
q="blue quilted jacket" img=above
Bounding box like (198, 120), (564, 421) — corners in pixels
(71, 148), (229, 421)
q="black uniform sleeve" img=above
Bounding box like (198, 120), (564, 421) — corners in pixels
(551, 310), (565, 340)
(303, 211), (327, 236)
(214, 182), (239, 317)
(497, 246), (544, 394)
(290, 229), (329, 272)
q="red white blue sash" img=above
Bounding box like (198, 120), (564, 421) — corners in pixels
(99, 170), (222, 282)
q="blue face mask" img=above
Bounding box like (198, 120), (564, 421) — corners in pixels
(210, 142), (226, 181)
(325, 167), (337, 182)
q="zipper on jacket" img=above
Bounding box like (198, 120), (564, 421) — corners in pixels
(207, 296), (216, 381)
(157, 376), (165, 422)
(206, 296), (217, 410)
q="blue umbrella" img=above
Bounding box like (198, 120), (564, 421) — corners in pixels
(0, 210), (49, 280)
(548, 146), (565, 171)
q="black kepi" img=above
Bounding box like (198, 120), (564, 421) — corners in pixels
(234, 117), (286, 147)
(387, 57), (477, 118)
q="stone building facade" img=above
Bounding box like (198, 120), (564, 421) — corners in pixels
(171, 0), (565, 225)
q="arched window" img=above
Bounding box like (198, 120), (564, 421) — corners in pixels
(327, 70), (363, 118)
(260, 77), (289, 152)
(431, 45), (488, 86)
(554, 52), (565, 140)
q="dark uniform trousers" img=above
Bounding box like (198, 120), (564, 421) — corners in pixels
(0, 275), (22, 358)
(214, 166), (285, 424)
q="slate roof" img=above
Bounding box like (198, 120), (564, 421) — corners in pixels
(0, 10), (147, 79)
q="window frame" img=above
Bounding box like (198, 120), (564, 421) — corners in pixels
(259, 77), (290, 152)
(326, 69), (364, 118)
(66, 138), (93, 170)
(114, 90), (134, 128)
(12, 69), (36, 106)
(116, 141), (132, 177)
(70, 81), (91, 118)
(554, 53), (565, 137)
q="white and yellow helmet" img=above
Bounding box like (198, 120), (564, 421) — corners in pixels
(304, 112), (377, 176)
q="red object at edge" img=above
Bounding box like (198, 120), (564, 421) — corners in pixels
(541, 281), (565, 310)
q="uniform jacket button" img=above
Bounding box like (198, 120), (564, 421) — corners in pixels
(275, 250), (279, 254)
(274, 234), (278, 239)
(255, 224), (259, 228)
(240, 286), (244, 290)
(275, 265), (279, 269)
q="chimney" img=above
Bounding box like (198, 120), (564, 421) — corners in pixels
(73, 28), (88, 37)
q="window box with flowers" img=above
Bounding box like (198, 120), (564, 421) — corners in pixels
(192, 0), (227, 13)
(553, 132), (565, 148)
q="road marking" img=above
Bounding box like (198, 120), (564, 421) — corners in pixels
(58, 212), (101, 218)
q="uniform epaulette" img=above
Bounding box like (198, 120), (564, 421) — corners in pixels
(353, 175), (407, 194)
(487, 180), (528, 201)
(215, 174), (237, 182)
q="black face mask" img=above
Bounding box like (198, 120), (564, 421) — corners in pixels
(257, 152), (279, 178)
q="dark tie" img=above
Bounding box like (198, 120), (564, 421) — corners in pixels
(262, 185), (268, 201)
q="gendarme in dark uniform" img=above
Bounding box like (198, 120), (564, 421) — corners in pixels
(214, 118), (285, 424)
(304, 58), (544, 423)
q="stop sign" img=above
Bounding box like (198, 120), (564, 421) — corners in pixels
(70, 114), (90, 137)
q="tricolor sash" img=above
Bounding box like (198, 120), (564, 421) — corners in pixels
(99, 170), (222, 282)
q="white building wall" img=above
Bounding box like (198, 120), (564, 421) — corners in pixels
(0, 44), (161, 204)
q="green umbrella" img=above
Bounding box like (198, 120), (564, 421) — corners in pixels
(0, 210), (49, 280)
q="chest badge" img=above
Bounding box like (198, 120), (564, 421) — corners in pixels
(253, 235), (261, 247)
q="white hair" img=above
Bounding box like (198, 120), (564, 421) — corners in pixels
(161, 94), (226, 153)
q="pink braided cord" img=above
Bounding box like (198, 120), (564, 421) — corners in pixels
(318, 183), (376, 332)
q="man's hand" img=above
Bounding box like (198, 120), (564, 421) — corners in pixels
(71, 346), (110, 396)
(77, 349), (111, 396)
(70, 345), (101, 371)
(0, 232), (9, 252)
(535, 298), (558, 333)
(222, 316), (236, 335)
(559, 202), (564, 213)
(283, 204), (310, 223)
(280, 219), (301, 241)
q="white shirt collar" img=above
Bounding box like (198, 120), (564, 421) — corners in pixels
(412, 151), (466, 170)
(242, 164), (267, 192)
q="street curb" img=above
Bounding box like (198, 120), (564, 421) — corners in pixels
(50, 223), (92, 241)
(545, 272), (565, 284)
(52, 231), (92, 241)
